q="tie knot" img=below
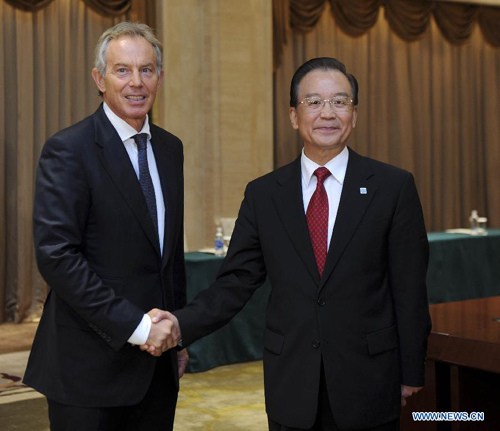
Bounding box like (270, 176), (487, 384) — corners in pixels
(314, 167), (331, 184)
(133, 133), (148, 150)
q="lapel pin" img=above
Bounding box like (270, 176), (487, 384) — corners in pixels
(360, 187), (367, 195)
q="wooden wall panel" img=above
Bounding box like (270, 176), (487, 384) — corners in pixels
(156, 0), (273, 250)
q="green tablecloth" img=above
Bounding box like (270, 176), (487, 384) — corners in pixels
(184, 253), (270, 373)
(427, 229), (500, 304)
(185, 229), (500, 372)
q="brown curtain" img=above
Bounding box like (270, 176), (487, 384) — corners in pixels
(332, 0), (382, 38)
(5, 0), (158, 22)
(433, 3), (478, 45)
(384, 0), (433, 41)
(274, 1), (500, 237)
(289, 0), (326, 32)
(273, 0), (289, 71)
(84, 0), (131, 16)
(275, 0), (500, 64)
(5, 0), (132, 14)
(4, 0), (54, 11)
(479, 6), (500, 47)
(0, 0), (152, 323)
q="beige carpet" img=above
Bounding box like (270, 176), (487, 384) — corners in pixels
(175, 361), (267, 430)
(0, 322), (38, 354)
(0, 323), (267, 430)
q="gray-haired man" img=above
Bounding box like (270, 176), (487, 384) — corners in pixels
(24, 22), (187, 430)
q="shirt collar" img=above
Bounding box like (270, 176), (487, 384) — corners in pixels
(103, 102), (151, 142)
(301, 146), (349, 187)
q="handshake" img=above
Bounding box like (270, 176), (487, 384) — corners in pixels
(139, 308), (181, 357)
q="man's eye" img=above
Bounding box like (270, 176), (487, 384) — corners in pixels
(116, 68), (128, 74)
(333, 99), (349, 106)
(141, 68), (152, 73)
(308, 99), (322, 106)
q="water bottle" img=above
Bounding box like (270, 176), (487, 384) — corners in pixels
(214, 227), (225, 256)
(469, 210), (479, 234)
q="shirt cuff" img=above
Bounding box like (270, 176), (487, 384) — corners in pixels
(127, 314), (152, 345)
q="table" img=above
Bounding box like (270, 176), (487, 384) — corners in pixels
(184, 253), (270, 373)
(401, 296), (500, 430)
(427, 229), (500, 304)
(185, 229), (500, 372)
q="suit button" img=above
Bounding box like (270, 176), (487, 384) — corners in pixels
(317, 298), (325, 306)
(312, 340), (320, 348)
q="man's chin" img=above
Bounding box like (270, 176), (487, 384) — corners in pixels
(123, 108), (150, 120)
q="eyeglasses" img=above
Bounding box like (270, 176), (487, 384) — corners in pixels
(299, 96), (354, 112)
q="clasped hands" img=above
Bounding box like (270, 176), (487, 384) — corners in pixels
(139, 308), (181, 357)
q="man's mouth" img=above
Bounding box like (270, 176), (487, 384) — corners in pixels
(126, 95), (146, 101)
(316, 125), (339, 131)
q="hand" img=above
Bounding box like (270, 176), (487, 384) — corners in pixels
(401, 385), (422, 407)
(139, 309), (181, 357)
(177, 349), (189, 378)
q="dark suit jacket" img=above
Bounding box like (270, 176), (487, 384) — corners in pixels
(175, 148), (431, 429)
(24, 105), (186, 407)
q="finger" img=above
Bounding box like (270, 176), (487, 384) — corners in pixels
(179, 365), (186, 378)
(152, 311), (173, 324)
(166, 339), (178, 351)
(162, 341), (173, 352)
(146, 308), (160, 319)
(149, 346), (161, 356)
(147, 308), (171, 323)
(177, 350), (189, 378)
(178, 359), (188, 378)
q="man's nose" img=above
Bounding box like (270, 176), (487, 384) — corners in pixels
(320, 101), (337, 117)
(129, 70), (143, 87)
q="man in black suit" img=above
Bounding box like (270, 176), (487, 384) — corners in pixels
(24, 22), (187, 430)
(159, 57), (431, 430)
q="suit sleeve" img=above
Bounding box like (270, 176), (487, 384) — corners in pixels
(34, 135), (144, 351)
(173, 147), (187, 311)
(388, 172), (432, 387)
(174, 182), (267, 346)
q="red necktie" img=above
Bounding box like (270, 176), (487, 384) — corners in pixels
(306, 167), (331, 277)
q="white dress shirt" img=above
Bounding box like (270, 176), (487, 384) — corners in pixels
(102, 102), (165, 345)
(301, 146), (349, 251)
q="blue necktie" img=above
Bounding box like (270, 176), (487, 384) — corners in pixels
(133, 134), (158, 235)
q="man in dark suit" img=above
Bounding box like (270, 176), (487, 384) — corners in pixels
(159, 57), (431, 430)
(24, 22), (187, 430)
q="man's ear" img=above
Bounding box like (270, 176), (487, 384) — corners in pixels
(91, 68), (106, 94)
(352, 106), (358, 128)
(157, 69), (165, 88)
(289, 107), (299, 130)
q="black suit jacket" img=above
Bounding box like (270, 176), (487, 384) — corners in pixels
(175, 148), (431, 429)
(24, 105), (186, 407)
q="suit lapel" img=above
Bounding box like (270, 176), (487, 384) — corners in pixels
(272, 156), (321, 285)
(320, 148), (376, 288)
(150, 126), (179, 268)
(93, 106), (161, 257)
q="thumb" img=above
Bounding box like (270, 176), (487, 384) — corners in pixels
(152, 311), (173, 324)
(147, 308), (172, 323)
